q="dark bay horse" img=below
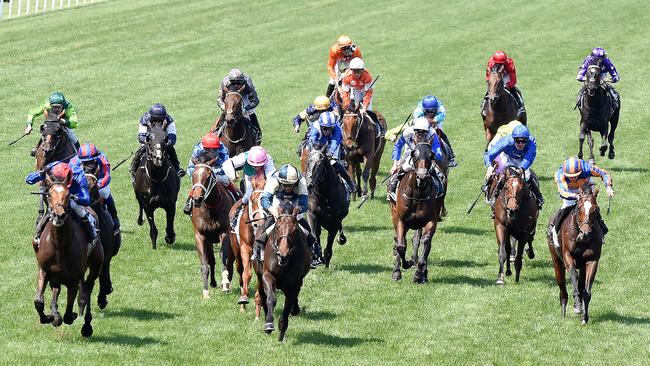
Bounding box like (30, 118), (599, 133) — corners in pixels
(229, 173), (266, 311)
(35, 109), (76, 170)
(547, 186), (603, 324)
(482, 64), (525, 148)
(33, 177), (104, 337)
(340, 105), (386, 200)
(189, 162), (236, 298)
(578, 65), (620, 161)
(85, 172), (121, 309)
(212, 89), (256, 156)
(133, 122), (180, 249)
(253, 200), (311, 341)
(490, 167), (539, 285)
(390, 142), (446, 283)
(303, 147), (350, 268)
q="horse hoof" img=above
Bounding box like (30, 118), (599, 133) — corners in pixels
(202, 290), (210, 299)
(578, 152), (583, 159)
(238, 296), (249, 305)
(98, 298), (108, 310)
(599, 146), (607, 156)
(581, 319), (588, 326)
(40, 315), (54, 324)
(165, 234), (175, 245)
(360, 195), (368, 202)
(210, 280), (217, 288)
(137, 218), (144, 226)
(52, 316), (63, 327)
(402, 259), (414, 270)
(574, 307), (583, 314)
(291, 305), (301, 316)
(81, 324), (93, 338)
(506, 269), (512, 276)
(263, 322), (275, 333)
(608, 150), (615, 159)
(221, 283), (230, 293)
(496, 277), (505, 286)
(338, 234), (347, 246)
(392, 270), (402, 281)
(63, 313), (77, 325)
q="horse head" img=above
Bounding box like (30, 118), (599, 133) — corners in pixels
(145, 123), (169, 167)
(487, 64), (505, 102)
(40, 110), (67, 159)
(272, 200), (300, 267)
(411, 142), (433, 184)
(190, 161), (217, 207)
(304, 145), (328, 189)
(341, 108), (361, 149)
(575, 185), (600, 241)
(84, 170), (101, 206)
(502, 167), (526, 219)
(248, 173), (268, 231)
(46, 176), (71, 227)
(224, 87), (244, 125)
(585, 65), (602, 96)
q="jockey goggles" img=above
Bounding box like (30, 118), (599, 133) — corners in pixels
(514, 138), (527, 144)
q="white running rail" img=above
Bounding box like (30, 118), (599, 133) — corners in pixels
(1, 0), (109, 21)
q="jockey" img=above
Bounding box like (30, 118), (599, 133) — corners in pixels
(293, 95), (339, 134)
(25, 91), (80, 157)
(327, 35), (362, 97)
(576, 47), (620, 108)
(252, 164), (323, 268)
(340, 57), (385, 138)
(415, 96), (457, 167)
(487, 120), (523, 150)
(223, 145), (276, 229)
(26, 161), (99, 250)
(217, 68), (262, 143)
(183, 133), (237, 215)
(483, 125), (544, 215)
(387, 117), (444, 201)
(485, 50), (526, 118)
(307, 111), (356, 191)
(547, 157), (614, 241)
(69, 143), (120, 232)
(130, 103), (185, 178)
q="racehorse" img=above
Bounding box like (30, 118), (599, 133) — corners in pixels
(212, 87), (256, 157)
(547, 186), (603, 324)
(35, 109), (76, 170)
(229, 173), (266, 311)
(578, 64), (620, 161)
(303, 146), (350, 268)
(85, 172), (121, 309)
(489, 166), (539, 285)
(133, 121), (180, 249)
(340, 104), (386, 200)
(253, 200), (311, 341)
(189, 161), (236, 298)
(33, 175), (104, 337)
(390, 142), (447, 283)
(482, 64), (525, 149)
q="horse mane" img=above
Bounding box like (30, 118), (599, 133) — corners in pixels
(277, 199), (296, 215)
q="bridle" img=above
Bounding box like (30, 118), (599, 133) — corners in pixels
(271, 214), (299, 266)
(403, 142), (433, 201)
(191, 164), (220, 208)
(341, 112), (364, 148)
(304, 148), (328, 190)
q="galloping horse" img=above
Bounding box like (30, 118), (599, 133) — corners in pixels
(33, 176), (104, 337)
(189, 161), (236, 298)
(229, 173), (266, 311)
(85, 172), (121, 309)
(490, 167), (539, 285)
(133, 121), (180, 249)
(303, 146), (350, 268)
(578, 65), (620, 161)
(548, 186), (603, 324)
(35, 109), (76, 170)
(482, 64), (525, 148)
(253, 200), (311, 341)
(212, 87), (256, 156)
(390, 142), (447, 283)
(340, 105), (386, 200)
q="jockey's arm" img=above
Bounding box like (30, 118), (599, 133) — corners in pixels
(329, 128), (343, 156)
(97, 155), (111, 188)
(505, 58), (517, 88)
(244, 80), (260, 111)
(293, 108), (309, 128)
(223, 152), (246, 181)
(602, 58), (620, 82)
(520, 138), (537, 170)
(165, 121), (177, 146)
(555, 169), (577, 200)
(432, 136), (443, 162)
(64, 103), (78, 129)
(26, 100), (50, 127)
(138, 119), (149, 143)
(327, 47), (339, 79)
(589, 163), (613, 188)
(576, 56), (591, 81)
(434, 104), (446, 125)
(484, 141), (505, 167)
(186, 143), (202, 176)
(72, 167), (91, 206)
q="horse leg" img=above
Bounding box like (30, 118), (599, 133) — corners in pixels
(354, 163), (362, 198)
(361, 158), (371, 198)
(338, 227), (347, 245)
(599, 130), (608, 157)
(206, 241), (217, 289)
(505, 236), (512, 276)
(278, 288), (298, 342)
(324, 228), (337, 268)
(514, 239), (526, 283)
(80, 249), (102, 338)
(578, 122), (586, 160)
(262, 272), (277, 333)
(164, 205), (176, 245)
(587, 130), (595, 162)
(549, 242), (568, 317)
(63, 282), (79, 325)
(97, 260), (111, 310)
(568, 265), (582, 314)
(34, 269), (53, 324)
(495, 224), (507, 285)
(369, 156), (380, 199)
(414, 227), (434, 284)
(194, 232), (211, 299)
(136, 199), (144, 226)
(411, 229), (421, 266)
(395, 221), (413, 269)
(144, 207), (158, 249)
(582, 261), (599, 325)
(608, 108), (619, 159)
(49, 283), (63, 327)
(221, 233), (234, 292)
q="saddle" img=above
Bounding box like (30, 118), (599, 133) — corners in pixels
(575, 83), (619, 114)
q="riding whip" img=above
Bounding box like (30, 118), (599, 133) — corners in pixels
(357, 172), (392, 209)
(8, 132), (28, 146)
(113, 146), (143, 170)
(467, 181), (489, 214)
(607, 196), (611, 215)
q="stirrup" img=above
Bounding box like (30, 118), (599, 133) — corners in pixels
(448, 158), (458, 168)
(177, 168), (186, 178)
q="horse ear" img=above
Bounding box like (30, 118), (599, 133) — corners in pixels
(593, 186), (600, 197)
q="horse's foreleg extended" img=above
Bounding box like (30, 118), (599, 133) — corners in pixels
(549, 242), (568, 317)
(514, 239), (526, 283)
(395, 221), (412, 269)
(144, 207), (158, 249)
(262, 272), (277, 334)
(495, 224), (508, 285)
(164, 205), (176, 245)
(587, 130), (595, 162)
(599, 130), (608, 157)
(582, 260), (599, 325)
(578, 123), (586, 160)
(206, 239), (217, 289)
(195, 232), (211, 299)
(34, 268), (53, 324)
(608, 108), (620, 159)
(324, 227), (337, 268)
(361, 157), (372, 198)
(411, 229), (421, 266)
(414, 226), (434, 284)
(278, 288), (298, 342)
(569, 265), (582, 314)
(49, 284), (62, 327)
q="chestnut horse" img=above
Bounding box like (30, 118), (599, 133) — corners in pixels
(212, 89), (256, 157)
(85, 172), (121, 309)
(229, 173), (267, 311)
(547, 186), (603, 324)
(490, 167), (539, 285)
(189, 162), (236, 298)
(578, 65), (620, 161)
(253, 200), (311, 341)
(340, 105), (386, 200)
(33, 177), (104, 337)
(482, 64), (525, 148)
(390, 142), (447, 283)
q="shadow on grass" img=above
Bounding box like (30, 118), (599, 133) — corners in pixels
(440, 226), (489, 236)
(527, 259), (553, 269)
(597, 311), (650, 325)
(300, 310), (337, 321)
(429, 275), (494, 287)
(338, 263), (386, 274)
(102, 307), (177, 321)
(346, 223), (389, 232)
(608, 167), (649, 173)
(166, 241), (197, 252)
(537, 175), (555, 182)
(433, 259), (489, 268)
(295, 331), (382, 346)
(87, 334), (164, 347)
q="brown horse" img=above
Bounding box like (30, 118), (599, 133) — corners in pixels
(547, 186), (603, 324)
(189, 162), (236, 298)
(212, 89), (256, 157)
(133, 121), (180, 249)
(490, 167), (539, 285)
(33, 177), (104, 337)
(578, 65), (620, 161)
(340, 105), (386, 200)
(390, 142), (446, 283)
(85, 172), (121, 309)
(482, 64), (525, 148)
(35, 109), (76, 170)
(253, 200), (311, 341)
(229, 173), (267, 311)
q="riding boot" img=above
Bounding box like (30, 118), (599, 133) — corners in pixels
(527, 178), (544, 209)
(33, 213), (50, 246)
(596, 210), (609, 236)
(333, 161), (356, 192)
(326, 83), (336, 98)
(547, 209), (562, 238)
(183, 196), (193, 216)
(81, 214), (100, 253)
(230, 202), (244, 231)
(74, 140), (81, 150)
(31, 138), (43, 157)
(104, 195), (121, 232)
(487, 179), (503, 219)
(248, 113), (262, 143)
(438, 129), (458, 167)
(507, 86), (526, 114)
(130, 148), (145, 181)
(252, 217), (275, 262)
(387, 173), (400, 202)
(167, 146), (186, 177)
(299, 218), (322, 268)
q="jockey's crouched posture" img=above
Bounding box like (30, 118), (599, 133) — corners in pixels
(25, 92), (80, 156)
(252, 164), (324, 268)
(26, 161), (99, 250)
(576, 47), (620, 109)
